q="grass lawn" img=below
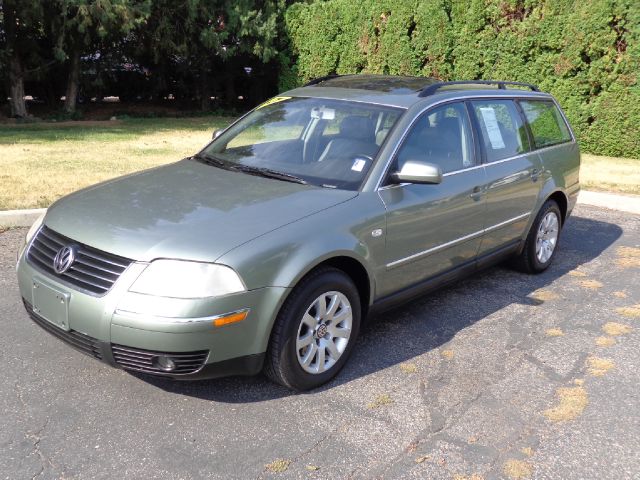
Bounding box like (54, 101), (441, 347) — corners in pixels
(0, 116), (232, 210)
(0, 117), (638, 210)
(580, 154), (640, 196)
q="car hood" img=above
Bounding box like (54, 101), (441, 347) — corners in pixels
(45, 160), (357, 262)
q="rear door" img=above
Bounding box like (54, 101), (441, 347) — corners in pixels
(469, 99), (542, 256)
(377, 101), (487, 298)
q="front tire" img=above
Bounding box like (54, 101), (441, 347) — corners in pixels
(512, 199), (562, 273)
(264, 267), (361, 391)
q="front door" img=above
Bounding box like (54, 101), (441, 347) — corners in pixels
(377, 101), (487, 298)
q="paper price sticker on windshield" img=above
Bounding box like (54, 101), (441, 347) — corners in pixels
(256, 96), (291, 109)
(351, 158), (367, 172)
(479, 107), (506, 149)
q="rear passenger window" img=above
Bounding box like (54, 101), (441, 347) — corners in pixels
(520, 100), (572, 148)
(470, 100), (530, 162)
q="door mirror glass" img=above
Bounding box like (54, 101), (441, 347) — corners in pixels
(391, 160), (442, 185)
(212, 129), (223, 140)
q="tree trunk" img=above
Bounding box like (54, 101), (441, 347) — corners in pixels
(4, 0), (28, 117)
(63, 48), (81, 114)
(200, 67), (211, 111)
(8, 55), (28, 118)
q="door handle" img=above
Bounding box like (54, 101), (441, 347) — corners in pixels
(531, 168), (540, 182)
(469, 186), (483, 201)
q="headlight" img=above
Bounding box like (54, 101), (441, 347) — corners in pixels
(18, 211), (46, 261)
(129, 260), (246, 298)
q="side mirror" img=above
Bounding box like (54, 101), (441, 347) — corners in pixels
(212, 129), (223, 140)
(390, 160), (442, 185)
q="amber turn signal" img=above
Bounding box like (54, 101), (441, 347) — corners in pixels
(213, 309), (249, 327)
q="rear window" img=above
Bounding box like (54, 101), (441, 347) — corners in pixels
(470, 100), (530, 163)
(520, 100), (572, 148)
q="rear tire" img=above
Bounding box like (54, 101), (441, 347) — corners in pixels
(264, 267), (361, 391)
(512, 200), (562, 274)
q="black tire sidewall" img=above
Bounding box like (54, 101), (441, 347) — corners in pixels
(276, 269), (361, 391)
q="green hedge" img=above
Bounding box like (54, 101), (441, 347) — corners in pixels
(283, 0), (640, 158)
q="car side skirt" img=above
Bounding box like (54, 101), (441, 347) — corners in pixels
(370, 239), (522, 315)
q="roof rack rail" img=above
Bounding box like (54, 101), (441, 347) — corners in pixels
(303, 74), (345, 87)
(418, 80), (539, 97)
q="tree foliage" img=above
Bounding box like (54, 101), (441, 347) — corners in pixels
(284, 0), (640, 157)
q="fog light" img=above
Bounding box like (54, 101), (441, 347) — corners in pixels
(152, 355), (176, 371)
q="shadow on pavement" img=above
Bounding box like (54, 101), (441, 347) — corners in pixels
(136, 213), (622, 402)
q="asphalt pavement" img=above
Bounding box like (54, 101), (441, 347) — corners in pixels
(1, 204), (638, 480)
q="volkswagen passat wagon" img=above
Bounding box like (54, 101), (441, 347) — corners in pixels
(17, 76), (580, 390)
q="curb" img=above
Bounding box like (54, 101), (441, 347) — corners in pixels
(578, 190), (640, 215)
(0, 208), (46, 228)
(1, 190), (639, 228)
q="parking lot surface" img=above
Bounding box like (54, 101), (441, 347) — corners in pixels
(1, 204), (638, 480)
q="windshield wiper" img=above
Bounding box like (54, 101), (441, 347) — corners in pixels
(232, 165), (308, 185)
(189, 152), (231, 169)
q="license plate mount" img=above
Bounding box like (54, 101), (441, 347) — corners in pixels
(32, 279), (70, 331)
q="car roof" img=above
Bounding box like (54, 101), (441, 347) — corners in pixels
(282, 74), (553, 109)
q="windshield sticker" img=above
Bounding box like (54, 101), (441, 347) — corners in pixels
(479, 107), (506, 149)
(255, 96), (291, 109)
(351, 158), (367, 172)
(310, 107), (335, 120)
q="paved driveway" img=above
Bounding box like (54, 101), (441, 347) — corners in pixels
(1, 205), (638, 480)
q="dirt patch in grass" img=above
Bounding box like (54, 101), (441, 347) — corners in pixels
(503, 459), (533, 479)
(602, 322), (632, 336)
(543, 386), (588, 422)
(587, 356), (615, 376)
(616, 305), (640, 318)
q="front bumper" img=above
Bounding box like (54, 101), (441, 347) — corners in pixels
(17, 252), (287, 380)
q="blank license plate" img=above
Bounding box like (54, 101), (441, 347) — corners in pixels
(32, 279), (70, 331)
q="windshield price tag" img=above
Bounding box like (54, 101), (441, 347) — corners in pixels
(351, 158), (367, 172)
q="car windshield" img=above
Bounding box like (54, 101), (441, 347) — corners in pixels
(201, 97), (404, 190)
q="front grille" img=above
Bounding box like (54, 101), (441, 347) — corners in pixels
(27, 226), (132, 295)
(112, 344), (208, 375)
(23, 300), (103, 359)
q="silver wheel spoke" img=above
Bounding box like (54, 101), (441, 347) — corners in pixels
(315, 297), (327, 320)
(302, 313), (316, 329)
(316, 346), (326, 373)
(297, 332), (314, 350)
(302, 343), (318, 367)
(326, 294), (340, 319)
(325, 340), (341, 360)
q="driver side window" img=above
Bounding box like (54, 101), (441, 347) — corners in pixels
(393, 102), (474, 176)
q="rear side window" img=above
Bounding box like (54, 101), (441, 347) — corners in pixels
(520, 100), (572, 148)
(470, 100), (530, 162)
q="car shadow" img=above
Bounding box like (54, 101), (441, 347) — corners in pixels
(135, 213), (622, 402)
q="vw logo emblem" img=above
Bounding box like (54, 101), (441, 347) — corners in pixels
(53, 245), (77, 274)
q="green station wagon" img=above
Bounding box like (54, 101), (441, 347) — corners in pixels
(17, 75), (580, 390)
